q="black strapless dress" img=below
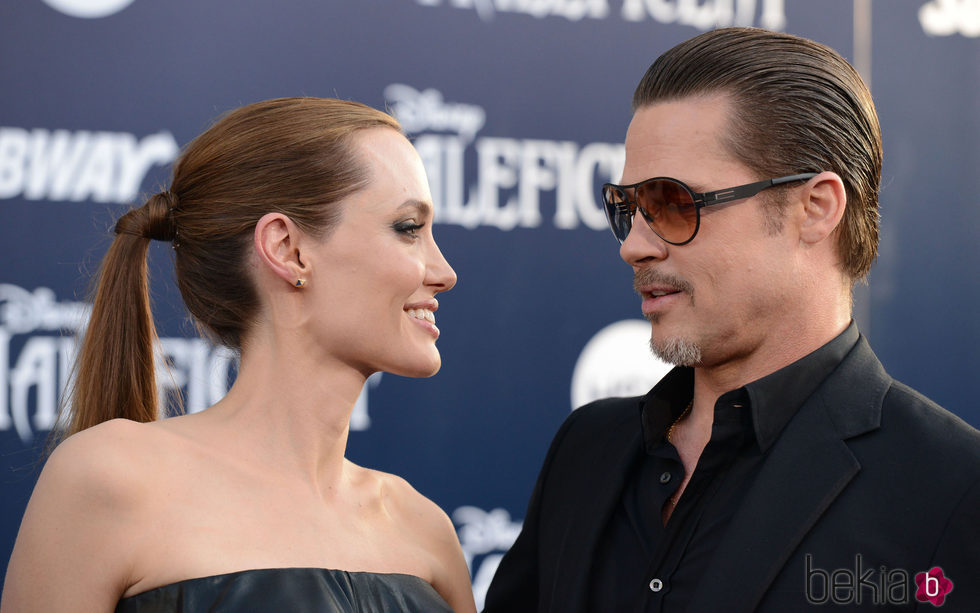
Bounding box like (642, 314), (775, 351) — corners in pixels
(114, 568), (455, 612)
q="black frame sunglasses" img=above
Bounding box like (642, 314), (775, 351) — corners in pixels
(601, 173), (818, 245)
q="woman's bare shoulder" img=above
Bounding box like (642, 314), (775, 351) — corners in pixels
(360, 468), (450, 535)
(364, 468), (477, 613)
(47, 420), (154, 484)
(1, 420), (175, 612)
(45, 419), (175, 499)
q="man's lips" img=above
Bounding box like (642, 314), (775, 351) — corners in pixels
(633, 269), (693, 313)
(637, 285), (684, 299)
(639, 290), (684, 314)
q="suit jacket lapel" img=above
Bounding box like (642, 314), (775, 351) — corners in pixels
(687, 337), (889, 613)
(548, 405), (644, 613)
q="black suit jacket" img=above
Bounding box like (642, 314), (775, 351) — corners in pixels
(484, 337), (980, 612)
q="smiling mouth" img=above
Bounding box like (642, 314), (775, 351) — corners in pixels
(407, 308), (436, 325)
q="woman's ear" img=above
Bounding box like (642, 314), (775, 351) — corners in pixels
(798, 171), (847, 246)
(253, 213), (309, 288)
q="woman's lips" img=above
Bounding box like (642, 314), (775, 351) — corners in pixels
(405, 302), (440, 338)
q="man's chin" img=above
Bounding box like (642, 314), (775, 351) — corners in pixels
(649, 336), (702, 366)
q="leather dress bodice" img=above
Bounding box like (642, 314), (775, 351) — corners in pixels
(114, 567), (454, 612)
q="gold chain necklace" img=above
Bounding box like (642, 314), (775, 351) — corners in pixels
(666, 399), (694, 443)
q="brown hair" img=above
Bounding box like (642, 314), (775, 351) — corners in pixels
(632, 27), (881, 281)
(62, 97), (400, 439)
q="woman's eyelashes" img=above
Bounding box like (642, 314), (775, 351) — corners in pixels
(393, 220), (425, 238)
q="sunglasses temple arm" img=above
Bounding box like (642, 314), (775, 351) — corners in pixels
(771, 173), (819, 186)
(700, 178), (776, 206)
(701, 173), (819, 206)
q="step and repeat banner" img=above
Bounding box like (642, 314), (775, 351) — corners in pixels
(1, 0), (977, 605)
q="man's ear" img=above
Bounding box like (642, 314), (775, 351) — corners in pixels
(799, 171), (847, 246)
(253, 212), (309, 287)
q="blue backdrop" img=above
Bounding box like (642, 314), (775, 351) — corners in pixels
(1, 0), (977, 606)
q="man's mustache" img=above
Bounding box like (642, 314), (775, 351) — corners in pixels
(633, 268), (695, 298)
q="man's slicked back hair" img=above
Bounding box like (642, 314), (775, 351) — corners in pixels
(633, 27), (881, 281)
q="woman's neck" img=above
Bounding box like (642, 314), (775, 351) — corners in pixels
(192, 325), (371, 496)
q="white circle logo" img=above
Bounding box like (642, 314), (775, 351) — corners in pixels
(570, 319), (673, 410)
(42, 0), (135, 18)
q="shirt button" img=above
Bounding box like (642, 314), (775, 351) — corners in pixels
(649, 578), (664, 592)
(659, 471), (672, 484)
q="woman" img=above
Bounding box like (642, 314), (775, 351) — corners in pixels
(1, 98), (475, 613)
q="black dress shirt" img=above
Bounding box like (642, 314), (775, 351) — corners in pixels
(588, 323), (860, 611)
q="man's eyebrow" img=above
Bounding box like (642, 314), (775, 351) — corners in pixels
(398, 199), (433, 216)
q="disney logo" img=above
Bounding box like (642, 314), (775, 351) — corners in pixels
(0, 284), (90, 335)
(452, 506), (522, 558)
(384, 84), (487, 142)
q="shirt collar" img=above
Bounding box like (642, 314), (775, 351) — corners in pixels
(640, 321), (860, 453)
(746, 321), (859, 451)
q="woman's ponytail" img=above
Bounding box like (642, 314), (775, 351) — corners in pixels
(59, 192), (178, 441)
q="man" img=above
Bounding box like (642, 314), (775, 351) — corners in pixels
(484, 28), (980, 612)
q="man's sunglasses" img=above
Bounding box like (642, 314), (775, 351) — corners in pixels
(600, 173), (818, 245)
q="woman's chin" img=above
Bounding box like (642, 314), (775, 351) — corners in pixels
(385, 354), (442, 379)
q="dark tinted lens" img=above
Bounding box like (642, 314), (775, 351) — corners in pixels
(634, 179), (698, 243)
(602, 184), (633, 243)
